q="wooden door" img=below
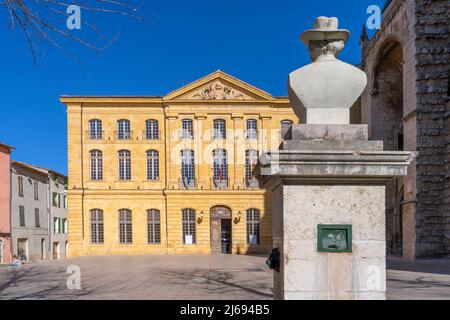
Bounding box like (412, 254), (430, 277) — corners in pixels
(210, 218), (221, 254)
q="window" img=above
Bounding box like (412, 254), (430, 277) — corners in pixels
(33, 181), (39, 200)
(90, 150), (103, 181)
(145, 120), (159, 140)
(147, 209), (161, 244)
(19, 206), (25, 227)
(54, 217), (60, 234)
(117, 119), (131, 140)
(182, 209), (196, 244)
(246, 119), (258, 140)
(18, 176), (24, 197)
(146, 150), (159, 181)
(213, 149), (228, 188)
(181, 149), (195, 188)
(35, 208), (40, 228)
(181, 119), (193, 139)
(89, 119), (102, 140)
(280, 120), (293, 140)
(118, 150), (131, 180)
(213, 119), (226, 139)
(245, 149), (259, 188)
(52, 192), (58, 207)
(119, 209), (132, 244)
(90, 209), (104, 244)
(246, 209), (260, 245)
(62, 218), (68, 234)
(63, 195), (67, 209)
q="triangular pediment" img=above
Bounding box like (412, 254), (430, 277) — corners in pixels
(164, 71), (274, 101)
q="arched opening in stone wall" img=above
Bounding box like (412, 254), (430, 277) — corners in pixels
(371, 39), (405, 256)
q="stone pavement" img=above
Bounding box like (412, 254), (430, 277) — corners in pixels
(0, 255), (448, 300)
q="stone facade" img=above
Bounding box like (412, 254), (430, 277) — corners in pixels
(360, 0), (449, 258)
(61, 71), (299, 257)
(10, 161), (68, 262)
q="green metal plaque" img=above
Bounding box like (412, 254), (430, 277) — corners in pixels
(317, 224), (352, 253)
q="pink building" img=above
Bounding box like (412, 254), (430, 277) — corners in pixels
(0, 142), (14, 263)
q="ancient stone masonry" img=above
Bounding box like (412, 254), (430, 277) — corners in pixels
(414, 0), (449, 258)
(360, 0), (449, 258)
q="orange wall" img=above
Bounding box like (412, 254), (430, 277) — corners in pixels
(0, 146), (12, 263)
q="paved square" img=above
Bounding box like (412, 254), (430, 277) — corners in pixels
(0, 255), (449, 300)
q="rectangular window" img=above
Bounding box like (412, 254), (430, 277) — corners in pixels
(147, 210), (161, 244)
(18, 176), (24, 197)
(52, 192), (58, 207)
(90, 150), (103, 181)
(181, 150), (195, 189)
(34, 181), (39, 200)
(182, 209), (196, 244)
(118, 150), (131, 181)
(62, 218), (68, 234)
(35, 208), (40, 228)
(117, 120), (131, 140)
(54, 217), (60, 235)
(63, 196), (67, 209)
(58, 194), (61, 208)
(90, 210), (104, 244)
(146, 150), (159, 181)
(246, 209), (260, 245)
(146, 120), (159, 140)
(246, 119), (258, 140)
(89, 120), (102, 140)
(181, 119), (193, 139)
(213, 119), (226, 139)
(119, 210), (132, 244)
(19, 206), (25, 227)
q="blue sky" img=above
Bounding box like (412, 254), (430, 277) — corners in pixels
(0, 0), (384, 175)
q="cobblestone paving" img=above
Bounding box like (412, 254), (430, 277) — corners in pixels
(0, 255), (448, 300)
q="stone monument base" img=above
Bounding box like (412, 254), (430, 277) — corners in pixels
(257, 124), (414, 300)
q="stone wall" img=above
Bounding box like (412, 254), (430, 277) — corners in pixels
(414, 0), (449, 258)
(361, 0), (449, 258)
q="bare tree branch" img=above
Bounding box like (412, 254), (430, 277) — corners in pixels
(2, 0), (143, 64)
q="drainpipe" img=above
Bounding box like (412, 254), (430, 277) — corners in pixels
(163, 102), (169, 255)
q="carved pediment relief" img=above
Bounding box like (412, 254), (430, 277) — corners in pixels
(177, 80), (257, 101)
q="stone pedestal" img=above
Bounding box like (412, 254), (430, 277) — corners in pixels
(256, 124), (414, 300)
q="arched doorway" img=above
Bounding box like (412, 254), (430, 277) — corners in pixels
(371, 39), (405, 256)
(210, 206), (232, 254)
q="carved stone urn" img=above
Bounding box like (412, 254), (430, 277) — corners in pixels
(288, 17), (367, 124)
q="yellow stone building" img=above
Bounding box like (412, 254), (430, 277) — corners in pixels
(61, 71), (298, 257)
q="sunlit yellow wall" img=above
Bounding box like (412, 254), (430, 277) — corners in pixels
(63, 72), (298, 257)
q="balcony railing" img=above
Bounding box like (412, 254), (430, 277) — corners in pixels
(142, 130), (161, 140)
(86, 130), (104, 140)
(179, 177), (196, 190)
(245, 178), (260, 189)
(211, 177), (229, 190)
(115, 131), (133, 140)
